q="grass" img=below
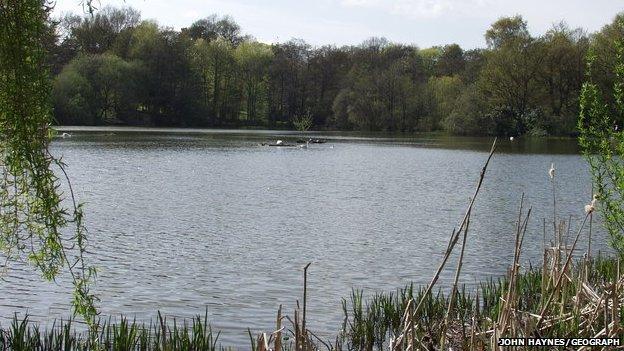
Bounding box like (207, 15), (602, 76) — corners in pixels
(338, 255), (622, 350)
(0, 311), (221, 351)
(2, 138), (623, 350)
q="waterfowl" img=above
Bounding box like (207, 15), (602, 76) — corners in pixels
(261, 139), (297, 147)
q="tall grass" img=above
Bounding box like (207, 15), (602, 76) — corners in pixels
(337, 255), (622, 350)
(0, 311), (222, 351)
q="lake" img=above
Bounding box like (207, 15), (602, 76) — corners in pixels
(0, 127), (610, 347)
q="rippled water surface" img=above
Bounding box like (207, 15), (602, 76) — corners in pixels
(0, 127), (610, 346)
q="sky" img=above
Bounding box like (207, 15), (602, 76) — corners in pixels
(52, 0), (624, 49)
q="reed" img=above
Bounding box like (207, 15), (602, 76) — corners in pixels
(0, 311), (223, 351)
(336, 254), (622, 350)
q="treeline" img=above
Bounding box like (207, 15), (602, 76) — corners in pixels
(47, 8), (624, 135)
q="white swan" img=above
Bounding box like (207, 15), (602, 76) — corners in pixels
(299, 140), (309, 149)
(61, 132), (72, 138)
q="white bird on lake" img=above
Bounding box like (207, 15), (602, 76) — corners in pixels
(299, 139), (310, 149)
(61, 132), (72, 138)
(276, 140), (283, 145)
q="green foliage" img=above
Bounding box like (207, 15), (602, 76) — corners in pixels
(334, 44), (432, 132)
(191, 37), (239, 126)
(53, 68), (92, 124)
(292, 110), (313, 132)
(54, 53), (139, 125)
(485, 16), (530, 49)
(479, 19), (542, 135)
(184, 15), (246, 46)
(128, 21), (203, 126)
(330, 89), (353, 130)
(578, 17), (624, 256)
(267, 39), (312, 127)
(536, 24), (589, 135)
(235, 41), (273, 125)
(586, 13), (624, 114)
(442, 85), (491, 135)
(69, 6), (141, 55)
(0, 312), (222, 350)
(435, 44), (465, 76)
(429, 75), (463, 125)
(0, 0), (97, 326)
(45, 8), (623, 136)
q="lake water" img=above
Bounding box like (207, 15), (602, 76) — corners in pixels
(0, 127), (610, 346)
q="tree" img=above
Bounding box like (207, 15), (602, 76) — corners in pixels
(40, 6), (624, 136)
(183, 15), (247, 46)
(129, 21), (202, 126)
(461, 49), (486, 84)
(331, 40), (434, 132)
(192, 37), (239, 125)
(268, 39), (311, 127)
(485, 15), (530, 49)
(184, 15), (220, 41)
(331, 89), (353, 129)
(443, 85), (491, 135)
(0, 0), (97, 325)
(307, 45), (350, 127)
(293, 110), (313, 131)
(53, 62), (93, 124)
(578, 16), (624, 257)
(235, 41), (273, 125)
(419, 47), (442, 77)
(479, 16), (542, 135)
(588, 13), (624, 125)
(535, 23), (588, 134)
(54, 53), (139, 125)
(429, 75), (464, 127)
(435, 44), (465, 77)
(69, 6), (140, 55)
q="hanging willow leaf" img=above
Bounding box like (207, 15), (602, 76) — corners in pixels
(0, 0), (98, 328)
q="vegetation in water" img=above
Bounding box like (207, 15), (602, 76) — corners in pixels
(47, 7), (623, 136)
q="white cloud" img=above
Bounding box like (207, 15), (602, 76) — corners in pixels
(339, 0), (494, 19)
(340, 0), (380, 7)
(391, 0), (454, 18)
